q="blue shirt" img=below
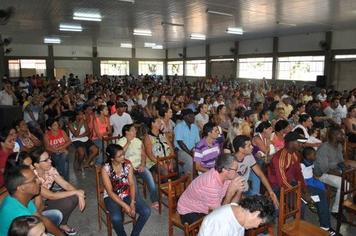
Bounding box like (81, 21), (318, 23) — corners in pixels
(174, 121), (200, 150)
(0, 195), (37, 236)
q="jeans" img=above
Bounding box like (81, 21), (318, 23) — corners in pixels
(319, 173), (341, 213)
(305, 186), (331, 228)
(93, 139), (104, 165)
(51, 152), (69, 181)
(177, 150), (193, 176)
(135, 168), (158, 203)
(42, 209), (63, 226)
(245, 168), (261, 196)
(104, 195), (151, 236)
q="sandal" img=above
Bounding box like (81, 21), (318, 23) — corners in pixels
(61, 227), (77, 236)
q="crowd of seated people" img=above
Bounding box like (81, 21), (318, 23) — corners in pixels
(0, 73), (355, 236)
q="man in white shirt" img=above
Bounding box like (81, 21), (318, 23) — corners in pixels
(198, 195), (275, 236)
(110, 101), (133, 137)
(0, 80), (17, 106)
(317, 89), (327, 102)
(323, 98), (342, 125)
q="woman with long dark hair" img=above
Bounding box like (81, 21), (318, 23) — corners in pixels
(102, 144), (151, 236)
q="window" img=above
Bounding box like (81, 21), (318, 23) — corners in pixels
(238, 57), (273, 79)
(100, 60), (129, 76)
(185, 60), (206, 77)
(167, 61), (183, 76)
(8, 59), (46, 78)
(277, 56), (324, 81)
(138, 61), (164, 75)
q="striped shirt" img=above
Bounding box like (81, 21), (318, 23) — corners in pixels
(177, 168), (231, 215)
(194, 138), (220, 169)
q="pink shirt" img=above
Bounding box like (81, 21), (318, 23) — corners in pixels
(177, 168), (231, 215)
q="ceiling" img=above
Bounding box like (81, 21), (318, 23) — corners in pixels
(2, 0), (356, 48)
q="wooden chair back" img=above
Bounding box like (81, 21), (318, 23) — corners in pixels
(336, 167), (356, 232)
(156, 154), (179, 214)
(167, 175), (202, 236)
(278, 183), (301, 236)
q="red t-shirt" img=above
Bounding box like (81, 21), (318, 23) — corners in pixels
(0, 148), (12, 186)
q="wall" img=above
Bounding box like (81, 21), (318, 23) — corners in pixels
(332, 29), (356, 49)
(167, 48), (183, 59)
(53, 45), (92, 57)
(136, 48), (165, 59)
(210, 41), (234, 56)
(7, 44), (48, 57)
(97, 46), (132, 58)
(278, 32), (324, 52)
(210, 61), (235, 79)
(186, 45), (205, 58)
(332, 61), (356, 91)
(239, 38), (273, 55)
(54, 60), (92, 80)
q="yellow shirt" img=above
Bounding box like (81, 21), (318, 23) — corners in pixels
(116, 137), (142, 168)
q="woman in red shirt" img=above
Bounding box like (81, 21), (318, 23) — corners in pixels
(44, 118), (72, 180)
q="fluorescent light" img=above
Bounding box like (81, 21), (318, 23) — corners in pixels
(73, 12), (102, 21)
(190, 33), (206, 40)
(133, 29), (152, 36)
(210, 58), (234, 62)
(226, 27), (243, 35)
(120, 43), (132, 48)
(59, 23), (83, 32)
(335, 54), (356, 59)
(44, 37), (61, 44)
(144, 42), (156, 47)
(152, 45), (163, 49)
(119, 0), (135, 3)
(276, 21), (297, 27)
(161, 21), (184, 27)
(206, 9), (233, 17)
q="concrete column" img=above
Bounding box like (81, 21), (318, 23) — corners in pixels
(130, 48), (138, 76)
(46, 45), (55, 80)
(92, 46), (100, 77)
(182, 47), (187, 79)
(324, 31), (333, 86)
(233, 41), (239, 78)
(164, 49), (168, 77)
(272, 37), (279, 80)
(205, 44), (210, 78)
(0, 35), (5, 87)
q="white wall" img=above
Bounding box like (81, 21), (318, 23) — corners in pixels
(98, 46), (132, 58)
(8, 44), (48, 57)
(53, 46), (92, 57)
(54, 60), (92, 79)
(210, 41), (234, 56)
(135, 48), (165, 59)
(168, 48), (183, 59)
(239, 38), (273, 55)
(186, 45), (205, 57)
(332, 29), (356, 49)
(278, 32), (325, 52)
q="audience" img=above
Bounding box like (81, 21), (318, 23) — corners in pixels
(8, 215), (47, 236)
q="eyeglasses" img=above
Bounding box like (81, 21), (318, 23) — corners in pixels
(39, 157), (51, 163)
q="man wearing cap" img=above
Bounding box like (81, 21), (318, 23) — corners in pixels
(109, 101), (133, 137)
(268, 131), (307, 193)
(240, 110), (255, 137)
(174, 109), (200, 176)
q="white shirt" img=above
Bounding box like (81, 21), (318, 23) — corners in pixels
(198, 203), (244, 236)
(317, 93), (327, 102)
(337, 104), (347, 119)
(0, 90), (14, 106)
(293, 124), (310, 139)
(323, 106), (342, 125)
(109, 112), (133, 137)
(212, 101), (224, 108)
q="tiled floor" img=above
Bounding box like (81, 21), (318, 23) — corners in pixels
(65, 151), (356, 236)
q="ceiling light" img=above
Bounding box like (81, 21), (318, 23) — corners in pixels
(226, 27), (243, 35)
(335, 54), (356, 60)
(144, 42), (156, 47)
(73, 12), (102, 21)
(276, 21), (297, 27)
(152, 45), (163, 49)
(133, 29), (152, 36)
(210, 58), (235, 62)
(190, 33), (206, 40)
(206, 9), (233, 17)
(161, 21), (184, 27)
(44, 37), (61, 44)
(119, 0), (135, 3)
(59, 23), (83, 32)
(121, 43), (132, 48)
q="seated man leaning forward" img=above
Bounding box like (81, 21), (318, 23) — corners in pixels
(198, 195), (275, 236)
(177, 154), (245, 225)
